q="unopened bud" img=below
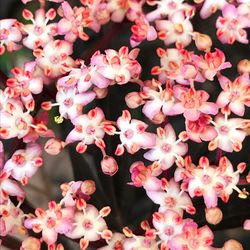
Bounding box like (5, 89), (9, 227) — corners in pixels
(125, 92), (144, 109)
(193, 32), (212, 52)
(101, 156), (118, 176)
(243, 219), (250, 230)
(81, 180), (96, 196)
(205, 207), (223, 225)
(237, 59), (250, 74)
(223, 239), (243, 250)
(151, 111), (165, 124)
(93, 87), (108, 99)
(21, 237), (41, 250)
(44, 138), (65, 155)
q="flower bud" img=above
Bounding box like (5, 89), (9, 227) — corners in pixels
(151, 111), (165, 124)
(44, 138), (65, 155)
(21, 237), (41, 250)
(193, 32), (212, 52)
(81, 180), (96, 196)
(205, 207), (223, 225)
(93, 87), (108, 99)
(101, 156), (118, 176)
(243, 219), (250, 230)
(223, 239), (243, 250)
(237, 59), (250, 74)
(125, 92), (144, 109)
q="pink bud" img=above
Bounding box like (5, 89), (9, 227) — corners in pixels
(101, 156), (118, 176)
(193, 32), (212, 52)
(81, 180), (96, 196)
(205, 207), (223, 225)
(237, 59), (250, 74)
(151, 111), (165, 124)
(21, 237), (41, 250)
(44, 138), (65, 155)
(125, 92), (144, 109)
(243, 219), (250, 230)
(223, 240), (243, 250)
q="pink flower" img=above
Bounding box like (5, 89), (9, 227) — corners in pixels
(171, 86), (218, 121)
(216, 4), (249, 44)
(216, 74), (250, 116)
(57, 1), (90, 42)
(24, 201), (75, 246)
(243, 219), (250, 230)
(35, 40), (74, 78)
(168, 220), (214, 250)
(209, 113), (249, 152)
(97, 232), (125, 250)
(146, 179), (195, 215)
(156, 11), (193, 48)
(3, 143), (43, 185)
(22, 8), (57, 49)
(144, 124), (188, 170)
(0, 19), (22, 55)
(130, 16), (157, 47)
(20, 237), (41, 250)
(115, 110), (157, 155)
(123, 235), (159, 250)
(90, 46), (141, 85)
(199, 0), (227, 19)
(192, 49), (232, 81)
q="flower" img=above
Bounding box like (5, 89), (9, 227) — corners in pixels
(199, 0), (227, 19)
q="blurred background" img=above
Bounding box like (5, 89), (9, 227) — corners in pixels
(1, 0), (250, 249)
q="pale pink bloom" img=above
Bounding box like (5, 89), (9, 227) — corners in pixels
(152, 210), (185, 243)
(216, 74), (250, 116)
(0, 171), (25, 202)
(156, 11), (193, 48)
(24, 201), (75, 245)
(57, 1), (91, 42)
(147, 179), (195, 215)
(56, 87), (95, 120)
(0, 199), (24, 236)
(97, 232), (125, 250)
(65, 204), (108, 241)
(216, 4), (249, 44)
(22, 8), (57, 49)
(3, 143), (42, 185)
(199, 0), (227, 19)
(168, 220), (214, 250)
(130, 16), (157, 47)
(171, 86), (218, 121)
(90, 46), (141, 85)
(187, 157), (226, 208)
(123, 235), (159, 250)
(144, 124), (188, 170)
(185, 114), (217, 143)
(192, 49), (232, 81)
(209, 114), (248, 152)
(243, 219), (250, 230)
(142, 83), (175, 120)
(128, 161), (162, 190)
(0, 19), (22, 55)
(116, 110), (157, 154)
(66, 107), (106, 146)
(238, 1), (250, 24)
(146, 0), (194, 22)
(21, 0), (63, 3)
(36, 40), (74, 78)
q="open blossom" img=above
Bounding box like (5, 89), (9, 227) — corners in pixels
(171, 86), (218, 121)
(209, 113), (249, 152)
(192, 49), (232, 81)
(3, 143), (43, 185)
(130, 16), (157, 47)
(199, 0), (227, 19)
(57, 1), (91, 42)
(115, 110), (156, 155)
(146, 179), (195, 215)
(0, 19), (22, 55)
(22, 8), (57, 49)
(216, 74), (250, 116)
(97, 232), (125, 250)
(0, 199), (24, 236)
(144, 124), (188, 170)
(35, 40), (74, 78)
(216, 4), (249, 44)
(90, 46), (141, 85)
(168, 220), (214, 250)
(156, 11), (193, 48)
(24, 201), (74, 246)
